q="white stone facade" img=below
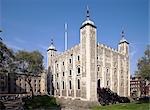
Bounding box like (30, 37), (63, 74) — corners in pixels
(47, 9), (130, 101)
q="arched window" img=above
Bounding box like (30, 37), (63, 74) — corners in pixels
(69, 59), (71, 63)
(77, 79), (80, 89)
(107, 81), (109, 86)
(78, 55), (80, 61)
(114, 68), (117, 75)
(69, 80), (72, 89)
(98, 67), (100, 71)
(57, 82), (59, 89)
(69, 70), (72, 76)
(62, 81), (65, 89)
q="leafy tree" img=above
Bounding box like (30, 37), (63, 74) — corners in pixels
(0, 41), (17, 92)
(135, 45), (150, 81)
(0, 41), (15, 73)
(15, 50), (44, 96)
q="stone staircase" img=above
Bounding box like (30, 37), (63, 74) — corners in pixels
(2, 98), (24, 110)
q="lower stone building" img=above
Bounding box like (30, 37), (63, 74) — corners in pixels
(130, 76), (150, 98)
(0, 72), (47, 95)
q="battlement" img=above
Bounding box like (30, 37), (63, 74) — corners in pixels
(97, 42), (126, 56)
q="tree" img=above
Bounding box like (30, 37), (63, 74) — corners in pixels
(135, 45), (150, 81)
(15, 50), (44, 96)
(0, 41), (17, 92)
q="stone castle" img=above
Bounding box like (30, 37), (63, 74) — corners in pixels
(47, 8), (130, 101)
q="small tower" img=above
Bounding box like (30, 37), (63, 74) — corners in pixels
(80, 6), (97, 101)
(118, 30), (129, 55)
(47, 39), (57, 95)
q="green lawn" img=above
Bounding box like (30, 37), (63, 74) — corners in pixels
(92, 102), (150, 110)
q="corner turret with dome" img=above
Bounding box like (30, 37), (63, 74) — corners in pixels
(81, 6), (96, 29)
(119, 30), (129, 44)
(47, 39), (57, 51)
(118, 30), (129, 55)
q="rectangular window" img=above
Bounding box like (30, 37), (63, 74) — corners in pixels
(78, 79), (80, 89)
(69, 81), (72, 89)
(78, 68), (80, 74)
(63, 62), (64, 65)
(63, 72), (65, 76)
(62, 81), (65, 89)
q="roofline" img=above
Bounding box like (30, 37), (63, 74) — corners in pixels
(119, 41), (129, 44)
(47, 48), (57, 52)
(80, 23), (96, 29)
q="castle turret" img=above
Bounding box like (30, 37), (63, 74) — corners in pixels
(118, 30), (129, 55)
(80, 6), (97, 101)
(47, 39), (57, 95)
(118, 30), (130, 97)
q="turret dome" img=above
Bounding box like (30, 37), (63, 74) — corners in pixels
(47, 39), (57, 51)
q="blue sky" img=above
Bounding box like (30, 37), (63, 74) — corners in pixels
(0, 0), (149, 75)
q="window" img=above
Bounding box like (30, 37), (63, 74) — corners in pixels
(114, 68), (117, 75)
(63, 62), (64, 65)
(69, 70), (72, 76)
(62, 81), (65, 89)
(97, 79), (100, 88)
(78, 56), (80, 61)
(98, 67), (99, 71)
(106, 68), (109, 73)
(69, 59), (71, 63)
(1, 76), (4, 79)
(57, 73), (59, 77)
(57, 82), (59, 89)
(78, 68), (80, 74)
(77, 79), (80, 89)
(69, 81), (72, 89)
(63, 72), (65, 76)
(107, 81), (109, 86)
(121, 82), (123, 86)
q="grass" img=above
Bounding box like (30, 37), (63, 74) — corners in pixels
(92, 102), (150, 110)
(23, 95), (60, 109)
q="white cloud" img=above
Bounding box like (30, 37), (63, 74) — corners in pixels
(14, 37), (26, 44)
